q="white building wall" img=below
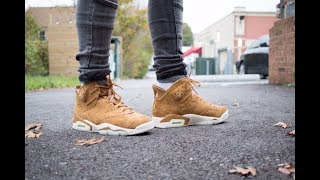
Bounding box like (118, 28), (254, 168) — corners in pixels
(194, 13), (234, 58)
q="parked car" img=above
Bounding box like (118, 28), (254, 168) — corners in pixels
(236, 35), (269, 79)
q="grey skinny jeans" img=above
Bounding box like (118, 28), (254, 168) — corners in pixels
(76, 0), (187, 84)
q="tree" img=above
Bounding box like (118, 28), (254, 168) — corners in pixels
(25, 12), (40, 40)
(113, 0), (153, 79)
(183, 22), (194, 46)
(25, 12), (49, 75)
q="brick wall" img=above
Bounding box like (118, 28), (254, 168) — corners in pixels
(47, 24), (79, 76)
(269, 16), (295, 84)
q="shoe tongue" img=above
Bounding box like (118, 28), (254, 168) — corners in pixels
(99, 76), (113, 95)
(100, 76), (132, 113)
(99, 84), (122, 104)
(99, 85), (110, 96)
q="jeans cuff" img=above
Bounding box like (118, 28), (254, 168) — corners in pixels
(79, 71), (111, 84)
(157, 70), (187, 83)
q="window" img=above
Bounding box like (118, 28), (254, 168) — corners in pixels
(39, 30), (46, 41)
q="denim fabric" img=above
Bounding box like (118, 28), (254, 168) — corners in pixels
(75, 0), (187, 83)
(148, 0), (187, 82)
(76, 0), (118, 84)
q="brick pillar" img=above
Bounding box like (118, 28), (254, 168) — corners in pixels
(269, 16), (295, 84)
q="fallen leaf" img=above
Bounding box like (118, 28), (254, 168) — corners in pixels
(34, 125), (43, 131)
(278, 167), (295, 175)
(25, 123), (44, 139)
(229, 166), (257, 176)
(25, 124), (37, 131)
(34, 131), (44, 138)
(233, 102), (239, 106)
(278, 163), (290, 167)
(75, 137), (105, 146)
(288, 130), (295, 136)
(278, 163), (295, 175)
(25, 131), (36, 138)
(246, 166), (257, 176)
(25, 130), (44, 139)
(273, 122), (290, 129)
(25, 123), (43, 131)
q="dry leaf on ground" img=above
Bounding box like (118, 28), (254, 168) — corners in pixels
(229, 166), (257, 176)
(25, 123), (44, 139)
(233, 102), (239, 106)
(75, 137), (105, 146)
(278, 163), (295, 175)
(25, 130), (44, 138)
(288, 130), (295, 136)
(25, 123), (43, 131)
(273, 122), (290, 129)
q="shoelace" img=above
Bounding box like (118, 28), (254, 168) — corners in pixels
(97, 80), (134, 114)
(187, 73), (207, 104)
(187, 72), (201, 94)
(189, 78), (201, 95)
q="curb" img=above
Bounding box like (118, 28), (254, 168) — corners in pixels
(190, 74), (261, 82)
(144, 74), (262, 82)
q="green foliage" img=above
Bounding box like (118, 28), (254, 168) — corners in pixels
(25, 40), (49, 75)
(25, 12), (40, 39)
(183, 22), (194, 46)
(122, 31), (153, 78)
(25, 12), (49, 75)
(113, 0), (153, 79)
(25, 74), (79, 91)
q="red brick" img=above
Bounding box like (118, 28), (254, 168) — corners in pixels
(269, 17), (295, 84)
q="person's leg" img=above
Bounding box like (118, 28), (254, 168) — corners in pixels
(148, 0), (187, 86)
(148, 0), (229, 128)
(76, 0), (117, 85)
(72, 0), (153, 135)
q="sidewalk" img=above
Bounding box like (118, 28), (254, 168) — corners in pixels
(145, 71), (262, 82)
(190, 74), (261, 82)
(25, 79), (295, 179)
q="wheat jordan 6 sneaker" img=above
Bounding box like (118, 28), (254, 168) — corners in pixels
(152, 77), (229, 128)
(72, 75), (154, 135)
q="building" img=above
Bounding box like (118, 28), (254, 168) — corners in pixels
(27, 7), (122, 79)
(269, 0), (295, 84)
(27, 7), (76, 41)
(194, 7), (278, 74)
(276, 0), (295, 19)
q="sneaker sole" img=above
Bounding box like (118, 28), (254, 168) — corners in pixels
(72, 119), (154, 136)
(152, 110), (229, 128)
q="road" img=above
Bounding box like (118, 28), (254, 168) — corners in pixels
(25, 78), (295, 179)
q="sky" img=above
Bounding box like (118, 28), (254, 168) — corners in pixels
(25, 0), (279, 34)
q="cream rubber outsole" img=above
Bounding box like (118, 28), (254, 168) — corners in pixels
(152, 110), (229, 128)
(72, 119), (154, 136)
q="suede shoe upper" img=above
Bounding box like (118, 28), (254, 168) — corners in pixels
(73, 76), (151, 129)
(152, 77), (227, 118)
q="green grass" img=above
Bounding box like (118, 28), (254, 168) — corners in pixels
(281, 82), (295, 88)
(25, 74), (80, 91)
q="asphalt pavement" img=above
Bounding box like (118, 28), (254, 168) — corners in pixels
(25, 78), (295, 180)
